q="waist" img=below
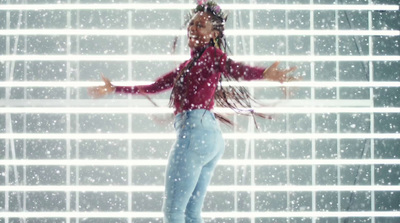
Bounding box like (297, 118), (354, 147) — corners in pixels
(174, 109), (219, 130)
(173, 99), (214, 115)
(175, 109), (215, 120)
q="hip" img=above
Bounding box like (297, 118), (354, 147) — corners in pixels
(173, 109), (224, 156)
(174, 109), (221, 133)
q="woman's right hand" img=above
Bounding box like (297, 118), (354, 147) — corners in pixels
(87, 74), (115, 99)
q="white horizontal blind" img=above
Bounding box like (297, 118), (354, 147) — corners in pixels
(1, 0), (399, 223)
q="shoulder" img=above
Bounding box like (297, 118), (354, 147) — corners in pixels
(177, 59), (190, 70)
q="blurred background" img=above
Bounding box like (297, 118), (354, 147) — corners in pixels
(0, 0), (399, 223)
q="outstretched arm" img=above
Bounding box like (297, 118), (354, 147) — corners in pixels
(219, 52), (296, 82)
(224, 58), (266, 81)
(115, 70), (176, 95)
(87, 69), (178, 99)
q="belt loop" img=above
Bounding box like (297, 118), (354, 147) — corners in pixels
(182, 111), (188, 129)
(201, 109), (208, 127)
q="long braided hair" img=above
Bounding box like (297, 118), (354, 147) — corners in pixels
(169, 0), (267, 127)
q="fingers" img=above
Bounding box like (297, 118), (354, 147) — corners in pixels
(282, 66), (297, 76)
(279, 74), (286, 84)
(287, 76), (299, 82)
(101, 73), (111, 86)
(270, 61), (280, 70)
(101, 73), (115, 92)
(87, 86), (102, 99)
(276, 66), (299, 83)
(289, 66), (297, 73)
(87, 73), (113, 99)
(270, 62), (296, 75)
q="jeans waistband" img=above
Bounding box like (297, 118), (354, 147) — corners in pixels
(174, 109), (218, 130)
(175, 109), (215, 120)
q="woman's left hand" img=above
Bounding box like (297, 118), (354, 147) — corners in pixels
(263, 61), (297, 83)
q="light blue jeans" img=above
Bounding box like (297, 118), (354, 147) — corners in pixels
(162, 109), (225, 223)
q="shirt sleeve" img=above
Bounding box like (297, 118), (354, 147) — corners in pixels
(211, 48), (265, 81)
(115, 63), (184, 94)
(224, 58), (266, 80)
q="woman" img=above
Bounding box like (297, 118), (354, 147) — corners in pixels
(88, 1), (296, 222)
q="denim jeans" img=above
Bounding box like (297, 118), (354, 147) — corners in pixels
(163, 109), (225, 223)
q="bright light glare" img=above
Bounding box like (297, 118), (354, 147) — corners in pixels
(0, 211), (399, 218)
(1, 185), (399, 192)
(2, 2), (399, 221)
(0, 159), (398, 166)
(1, 81), (400, 88)
(0, 29), (398, 36)
(1, 54), (399, 62)
(1, 133), (399, 140)
(0, 3), (398, 11)
(0, 107), (399, 114)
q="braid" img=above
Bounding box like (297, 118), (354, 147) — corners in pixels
(213, 59), (268, 127)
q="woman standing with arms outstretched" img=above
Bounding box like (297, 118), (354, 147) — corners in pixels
(88, 1), (296, 222)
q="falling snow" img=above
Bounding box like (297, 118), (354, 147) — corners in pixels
(1, 1), (399, 223)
